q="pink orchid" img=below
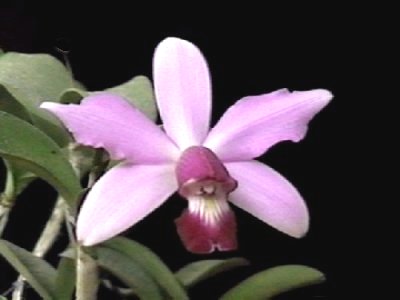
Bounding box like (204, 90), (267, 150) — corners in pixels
(41, 37), (332, 253)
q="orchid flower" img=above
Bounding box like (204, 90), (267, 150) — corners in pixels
(41, 37), (332, 253)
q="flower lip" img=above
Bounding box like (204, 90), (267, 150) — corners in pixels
(176, 146), (237, 198)
(175, 146), (238, 253)
(175, 206), (238, 254)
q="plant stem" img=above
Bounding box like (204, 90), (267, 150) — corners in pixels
(102, 279), (135, 297)
(0, 160), (16, 237)
(33, 197), (65, 256)
(11, 197), (66, 300)
(76, 246), (99, 300)
(0, 204), (10, 236)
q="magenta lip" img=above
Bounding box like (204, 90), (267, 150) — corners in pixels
(174, 146), (239, 253)
(175, 208), (238, 254)
(176, 146), (237, 197)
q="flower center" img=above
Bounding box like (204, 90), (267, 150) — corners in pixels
(175, 146), (237, 226)
(176, 146), (237, 199)
(187, 185), (230, 226)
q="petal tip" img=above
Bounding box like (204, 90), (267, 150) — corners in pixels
(155, 37), (204, 62)
(40, 101), (61, 111)
(158, 36), (192, 47)
(291, 226), (309, 239)
(285, 216), (310, 239)
(314, 89), (334, 105)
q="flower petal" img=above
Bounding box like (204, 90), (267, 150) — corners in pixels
(204, 89), (332, 161)
(153, 37), (212, 149)
(225, 161), (309, 238)
(41, 93), (179, 163)
(76, 163), (177, 246)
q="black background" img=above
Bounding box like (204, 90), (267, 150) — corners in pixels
(0, 2), (357, 299)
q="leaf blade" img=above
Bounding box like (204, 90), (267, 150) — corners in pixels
(0, 84), (32, 121)
(96, 246), (163, 300)
(103, 237), (188, 299)
(55, 257), (76, 300)
(176, 258), (249, 288)
(107, 75), (157, 120)
(59, 88), (88, 104)
(0, 112), (82, 208)
(2, 159), (37, 204)
(58, 75), (157, 120)
(0, 239), (57, 300)
(0, 52), (76, 145)
(220, 265), (326, 300)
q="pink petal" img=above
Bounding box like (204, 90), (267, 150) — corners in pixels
(76, 163), (177, 246)
(175, 208), (237, 254)
(204, 89), (333, 161)
(41, 93), (179, 163)
(225, 161), (309, 238)
(153, 37), (212, 149)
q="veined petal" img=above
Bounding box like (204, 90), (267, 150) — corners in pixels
(41, 93), (179, 163)
(225, 161), (309, 238)
(76, 163), (177, 246)
(204, 89), (333, 161)
(153, 37), (212, 149)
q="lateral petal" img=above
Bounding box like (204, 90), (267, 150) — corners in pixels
(226, 161), (309, 238)
(41, 93), (179, 163)
(76, 163), (177, 246)
(205, 89), (332, 161)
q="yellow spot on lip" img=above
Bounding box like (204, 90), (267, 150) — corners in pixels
(188, 194), (229, 226)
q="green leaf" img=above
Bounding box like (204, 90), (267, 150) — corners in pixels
(107, 75), (157, 120)
(55, 257), (76, 300)
(0, 52), (76, 145)
(0, 86), (37, 202)
(72, 80), (87, 91)
(64, 143), (99, 179)
(0, 112), (82, 208)
(59, 248), (75, 261)
(103, 237), (188, 299)
(1, 159), (37, 206)
(58, 75), (157, 120)
(176, 258), (250, 288)
(220, 265), (326, 300)
(59, 88), (88, 104)
(0, 84), (32, 121)
(0, 296), (7, 300)
(0, 239), (57, 299)
(6, 162), (37, 196)
(96, 246), (163, 300)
